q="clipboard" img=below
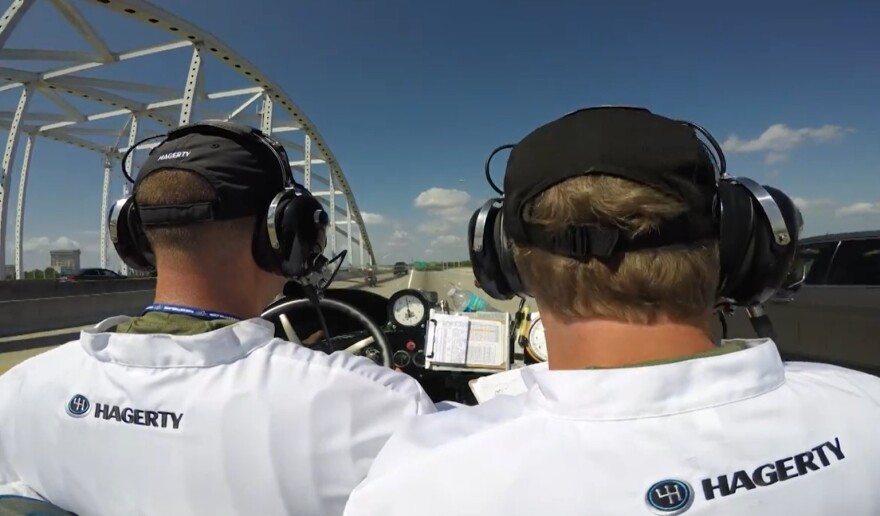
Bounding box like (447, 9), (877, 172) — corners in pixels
(424, 309), (510, 373)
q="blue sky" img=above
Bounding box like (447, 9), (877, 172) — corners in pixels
(2, 0), (879, 270)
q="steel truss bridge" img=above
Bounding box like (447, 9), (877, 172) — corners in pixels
(0, 0), (377, 279)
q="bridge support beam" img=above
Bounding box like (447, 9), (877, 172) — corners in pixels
(0, 86), (31, 278)
(100, 155), (112, 269)
(13, 133), (34, 279)
(303, 134), (311, 190)
(347, 204), (352, 267)
(118, 115), (139, 275)
(328, 169), (336, 257)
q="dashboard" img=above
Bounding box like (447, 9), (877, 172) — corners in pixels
(267, 284), (487, 403)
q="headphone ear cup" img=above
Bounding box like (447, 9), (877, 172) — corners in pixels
(717, 180), (757, 303)
(718, 179), (802, 306)
(252, 210), (281, 274)
(467, 203), (515, 300)
(734, 185), (802, 305)
(495, 211), (525, 297)
(108, 198), (155, 271)
(277, 190), (329, 278)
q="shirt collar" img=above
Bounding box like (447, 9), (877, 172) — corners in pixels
(78, 316), (281, 368)
(520, 339), (785, 420)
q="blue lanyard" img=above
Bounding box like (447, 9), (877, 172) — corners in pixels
(144, 304), (242, 322)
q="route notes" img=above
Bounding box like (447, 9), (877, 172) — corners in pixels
(425, 310), (509, 372)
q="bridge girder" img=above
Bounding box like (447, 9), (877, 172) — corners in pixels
(0, 0), (376, 279)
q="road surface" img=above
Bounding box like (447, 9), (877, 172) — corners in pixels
(0, 267), (532, 375)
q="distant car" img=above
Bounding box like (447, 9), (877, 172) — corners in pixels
(723, 230), (880, 374)
(59, 268), (128, 282)
(393, 262), (409, 276)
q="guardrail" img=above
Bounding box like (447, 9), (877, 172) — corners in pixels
(0, 278), (157, 302)
(0, 265), (390, 339)
(0, 289), (155, 338)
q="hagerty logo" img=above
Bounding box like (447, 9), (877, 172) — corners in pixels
(66, 394), (91, 417)
(646, 437), (845, 512)
(66, 395), (183, 429)
(157, 151), (190, 161)
(645, 479), (693, 515)
(701, 437), (845, 500)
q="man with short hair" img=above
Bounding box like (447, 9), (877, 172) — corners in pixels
(342, 107), (880, 515)
(0, 123), (435, 516)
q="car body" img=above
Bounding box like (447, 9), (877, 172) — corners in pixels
(723, 230), (880, 374)
(58, 268), (128, 282)
(393, 262), (408, 276)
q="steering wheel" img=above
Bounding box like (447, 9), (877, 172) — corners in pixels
(261, 297), (392, 368)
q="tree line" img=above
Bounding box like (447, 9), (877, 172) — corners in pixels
(4, 268), (62, 280)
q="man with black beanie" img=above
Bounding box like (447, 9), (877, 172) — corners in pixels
(0, 122), (435, 516)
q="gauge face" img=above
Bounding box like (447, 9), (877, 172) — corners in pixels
(390, 292), (427, 327)
(364, 348), (383, 365)
(527, 317), (548, 362)
(413, 350), (426, 368)
(392, 350), (411, 368)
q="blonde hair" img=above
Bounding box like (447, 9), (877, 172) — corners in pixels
(135, 169), (254, 256)
(513, 175), (719, 325)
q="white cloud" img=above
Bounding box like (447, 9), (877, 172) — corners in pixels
(52, 236), (82, 250)
(360, 212), (385, 224)
(722, 123), (852, 163)
(21, 236), (81, 252)
(414, 187), (471, 209)
(792, 197), (834, 210)
(414, 187), (474, 238)
(22, 236), (50, 252)
(436, 205), (472, 223)
(434, 234), (462, 246)
(835, 202), (880, 217)
(766, 170), (782, 180)
(417, 222), (448, 234)
(386, 228), (410, 247)
(765, 153), (787, 164)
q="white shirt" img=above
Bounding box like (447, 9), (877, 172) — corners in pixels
(344, 339), (880, 516)
(0, 316), (436, 516)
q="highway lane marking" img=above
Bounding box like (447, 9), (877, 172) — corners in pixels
(0, 289), (156, 304)
(0, 326), (89, 343)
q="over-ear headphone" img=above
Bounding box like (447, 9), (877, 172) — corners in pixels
(108, 120), (330, 279)
(468, 108), (803, 309)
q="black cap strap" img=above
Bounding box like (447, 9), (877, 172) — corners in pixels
(522, 215), (717, 260)
(138, 202), (216, 227)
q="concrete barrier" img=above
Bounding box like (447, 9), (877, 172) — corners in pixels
(0, 290), (155, 337)
(0, 278), (156, 302)
(0, 266), (387, 337)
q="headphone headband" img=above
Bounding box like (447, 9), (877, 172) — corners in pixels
(108, 121), (329, 279)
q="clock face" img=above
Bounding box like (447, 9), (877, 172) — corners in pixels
(387, 290), (429, 328)
(527, 317), (548, 362)
(391, 293), (425, 327)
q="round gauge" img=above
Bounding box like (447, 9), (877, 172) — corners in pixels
(387, 290), (429, 328)
(364, 348), (383, 365)
(413, 350), (426, 368)
(526, 316), (548, 362)
(392, 350), (411, 368)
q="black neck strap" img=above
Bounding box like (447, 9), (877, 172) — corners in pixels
(138, 202), (216, 227)
(521, 214), (717, 260)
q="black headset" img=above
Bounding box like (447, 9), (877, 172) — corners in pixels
(108, 120), (330, 280)
(468, 109), (804, 310)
